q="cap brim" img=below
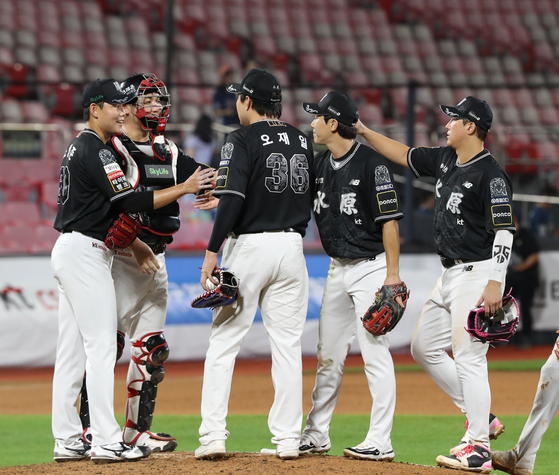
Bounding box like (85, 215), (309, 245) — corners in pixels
(226, 83), (242, 94)
(302, 102), (322, 115)
(439, 104), (464, 119)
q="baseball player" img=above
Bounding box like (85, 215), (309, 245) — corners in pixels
(110, 73), (215, 452)
(52, 78), (213, 463)
(492, 335), (559, 475)
(299, 91), (404, 461)
(195, 69), (314, 461)
(356, 96), (516, 473)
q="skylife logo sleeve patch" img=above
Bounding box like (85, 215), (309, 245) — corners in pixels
(377, 190), (398, 213)
(491, 204), (513, 226)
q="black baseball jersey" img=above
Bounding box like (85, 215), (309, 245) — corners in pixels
(54, 129), (134, 241)
(408, 146), (516, 260)
(313, 142), (403, 259)
(111, 133), (206, 244)
(214, 119), (314, 234)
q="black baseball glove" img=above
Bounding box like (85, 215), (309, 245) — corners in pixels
(191, 268), (240, 309)
(465, 291), (519, 343)
(362, 282), (409, 336)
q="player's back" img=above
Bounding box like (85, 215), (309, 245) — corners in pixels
(216, 118), (314, 235)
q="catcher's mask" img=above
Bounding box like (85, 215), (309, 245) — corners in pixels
(120, 73), (171, 134)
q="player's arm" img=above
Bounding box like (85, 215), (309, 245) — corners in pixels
(129, 238), (160, 274)
(382, 219), (403, 287)
(201, 194), (244, 290)
(476, 229), (515, 315)
(355, 120), (410, 169)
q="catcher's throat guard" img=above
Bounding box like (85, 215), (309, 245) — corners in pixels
(465, 290), (519, 344)
(191, 268), (240, 309)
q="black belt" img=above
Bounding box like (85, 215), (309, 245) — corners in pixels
(440, 255), (475, 269)
(147, 242), (167, 254)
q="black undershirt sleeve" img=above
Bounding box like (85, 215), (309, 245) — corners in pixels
(207, 194), (244, 253)
(116, 190), (155, 213)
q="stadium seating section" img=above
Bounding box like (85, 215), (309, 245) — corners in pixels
(0, 0), (558, 253)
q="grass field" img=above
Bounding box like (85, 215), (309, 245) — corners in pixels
(1, 413), (557, 473)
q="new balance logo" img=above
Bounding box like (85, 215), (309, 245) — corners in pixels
(349, 179), (360, 185)
(463, 181), (473, 188)
(462, 265), (473, 272)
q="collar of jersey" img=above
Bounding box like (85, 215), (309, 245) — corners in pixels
(456, 149), (491, 168)
(330, 141), (360, 170)
(83, 128), (102, 141)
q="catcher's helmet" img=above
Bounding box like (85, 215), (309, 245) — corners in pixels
(120, 73), (171, 134)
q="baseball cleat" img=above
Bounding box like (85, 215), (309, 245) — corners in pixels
(436, 444), (492, 473)
(195, 440), (226, 460)
(449, 439), (469, 455)
(130, 431), (177, 453)
(91, 442), (151, 463)
(299, 439), (331, 454)
(492, 450), (533, 475)
(343, 442), (395, 461)
(463, 413), (505, 440)
(53, 437), (92, 462)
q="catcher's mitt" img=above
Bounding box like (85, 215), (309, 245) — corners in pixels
(191, 268), (240, 309)
(105, 213), (141, 250)
(362, 282), (409, 336)
(465, 290), (519, 344)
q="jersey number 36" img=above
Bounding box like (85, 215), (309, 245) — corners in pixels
(265, 153), (309, 194)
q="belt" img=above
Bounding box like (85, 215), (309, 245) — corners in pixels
(234, 228), (303, 237)
(147, 242), (167, 254)
(440, 255), (475, 269)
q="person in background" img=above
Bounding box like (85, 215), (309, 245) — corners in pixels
(213, 66), (240, 127)
(529, 184), (556, 239)
(184, 114), (215, 167)
(506, 212), (540, 348)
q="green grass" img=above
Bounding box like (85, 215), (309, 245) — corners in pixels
(1, 414), (558, 474)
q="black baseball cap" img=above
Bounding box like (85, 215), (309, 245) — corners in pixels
(302, 91), (359, 126)
(82, 78), (134, 108)
(439, 96), (493, 131)
(226, 69), (281, 103)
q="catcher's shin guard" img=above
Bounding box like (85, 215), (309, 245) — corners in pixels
(123, 332), (175, 451)
(79, 331), (126, 440)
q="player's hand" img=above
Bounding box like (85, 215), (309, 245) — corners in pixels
(194, 191), (220, 210)
(200, 250), (219, 290)
(476, 280), (502, 316)
(354, 119), (368, 136)
(129, 239), (160, 274)
(384, 273), (405, 307)
(183, 167), (216, 194)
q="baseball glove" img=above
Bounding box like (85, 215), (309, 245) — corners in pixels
(465, 291), (519, 344)
(362, 282), (409, 336)
(105, 213), (142, 250)
(191, 268), (240, 309)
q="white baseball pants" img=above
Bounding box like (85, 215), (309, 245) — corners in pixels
(303, 254), (395, 452)
(51, 232), (122, 448)
(411, 259), (498, 446)
(199, 231), (308, 452)
(511, 336), (559, 471)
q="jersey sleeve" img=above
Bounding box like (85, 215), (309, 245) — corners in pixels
(482, 168), (516, 234)
(369, 158), (404, 224)
(176, 146), (210, 183)
(214, 130), (249, 199)
(86, 145), (134, 202)
(408, 146), (445, 178)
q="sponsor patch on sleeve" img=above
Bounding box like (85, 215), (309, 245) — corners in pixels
(377, 190), (398, 213)
(491, 204), (513, 226)
(107, 169), (131, 193)
(104, 162), (120, 173)
(216, 166), (229, 189)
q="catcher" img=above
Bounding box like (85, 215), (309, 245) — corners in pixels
(299, 91), (407, 461)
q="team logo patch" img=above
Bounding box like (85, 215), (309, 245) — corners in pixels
(99, 149), (116, 165)
(221, 142), (234, 164)
(490, 178), (508, 198)
(374, 165), (391, 186)
(145, 164), (172, 177)
(377, 190), (398, 213)
(491, 204), (513, 226)
(216, 166), (229, 188)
